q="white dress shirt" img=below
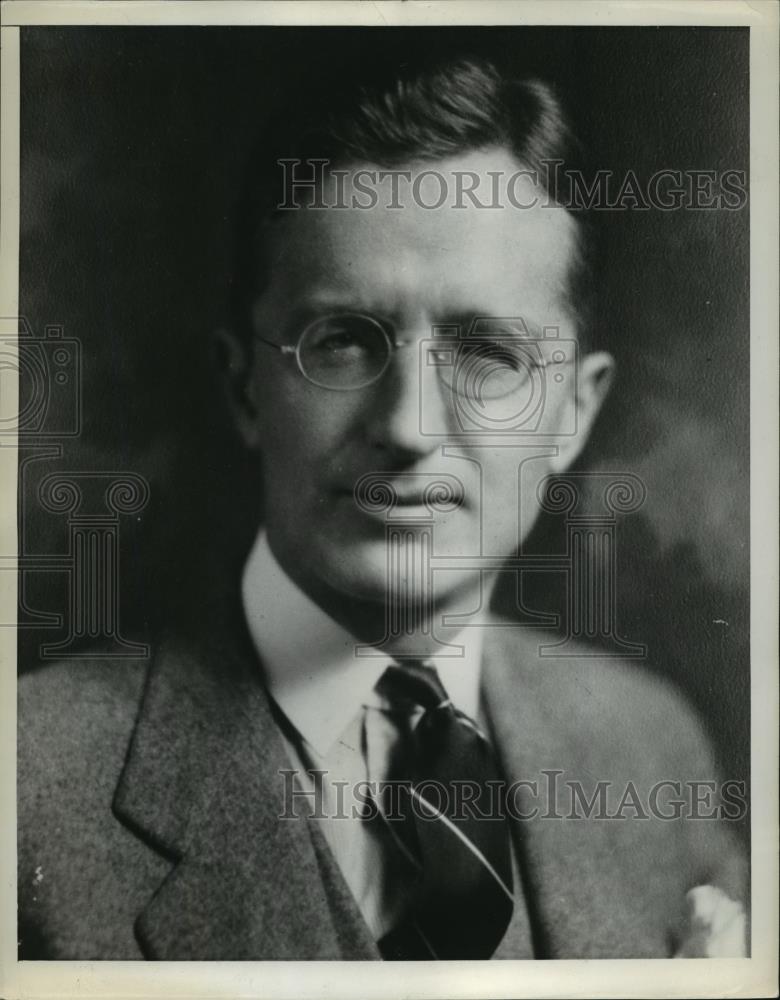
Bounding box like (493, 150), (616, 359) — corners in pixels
(241, 529), (484, 940)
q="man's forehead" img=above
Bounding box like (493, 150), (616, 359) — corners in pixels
(284, 147), (574, 234)
(258, 147), (579, 319)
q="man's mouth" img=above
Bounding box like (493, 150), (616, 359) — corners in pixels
(340, 472), (467, 515)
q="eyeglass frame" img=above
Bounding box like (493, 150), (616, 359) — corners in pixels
(254, 312), (575, 395)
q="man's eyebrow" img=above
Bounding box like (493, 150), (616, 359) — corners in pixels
(290, 289), (398, 318)
(265, 294), (382, 340)
(265, 298), (546, 340)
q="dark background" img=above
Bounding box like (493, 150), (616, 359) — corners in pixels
(17, 26), (749, 833)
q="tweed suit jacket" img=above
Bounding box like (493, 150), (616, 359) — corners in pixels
(18, 595), (747, 960)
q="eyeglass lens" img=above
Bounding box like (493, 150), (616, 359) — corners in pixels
(297, 313), (545, 399)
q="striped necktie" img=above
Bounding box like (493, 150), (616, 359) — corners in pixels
(376, 660), (514, 960)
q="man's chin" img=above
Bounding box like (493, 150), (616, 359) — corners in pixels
(309, 537), (397, 603)
(315, 533), (461, 605)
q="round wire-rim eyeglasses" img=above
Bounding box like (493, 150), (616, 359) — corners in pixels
(255, 312), (572, 397)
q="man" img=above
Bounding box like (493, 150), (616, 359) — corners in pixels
(18, 54), (747, 960)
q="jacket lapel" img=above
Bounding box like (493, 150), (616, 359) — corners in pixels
(120, 601), (649, 960)
(112, 597), (348, 960)
(481, 625), (682, 958)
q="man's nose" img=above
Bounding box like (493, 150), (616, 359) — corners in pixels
(365, 337), (448, 456)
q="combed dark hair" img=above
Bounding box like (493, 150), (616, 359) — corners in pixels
(230, 54), (594, 345)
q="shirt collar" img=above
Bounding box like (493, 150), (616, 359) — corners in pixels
(241, 529), (484, 757)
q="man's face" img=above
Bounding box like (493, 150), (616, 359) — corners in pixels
(233, 148), (612, 612)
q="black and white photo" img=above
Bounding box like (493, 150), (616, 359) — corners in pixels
(2, 4), (777, 998)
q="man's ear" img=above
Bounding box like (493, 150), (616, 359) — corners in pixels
(214, 328), (264, 451)
(548, 350), (615, 474)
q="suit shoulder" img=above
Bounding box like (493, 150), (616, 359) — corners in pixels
(18, 658), (149, 794)
(485, 623), (717, 773)
(488, 621), (689, 707)
(19, 657), (149, 730)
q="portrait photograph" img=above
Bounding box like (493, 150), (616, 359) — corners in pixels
(1, 3), (777, 999)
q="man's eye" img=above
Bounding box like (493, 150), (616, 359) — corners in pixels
(311, 325), (367, 354)
(304, 317), (384, 358)
(316, 331), (364, 354)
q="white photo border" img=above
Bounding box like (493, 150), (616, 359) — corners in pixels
(1, 3), (777, 998)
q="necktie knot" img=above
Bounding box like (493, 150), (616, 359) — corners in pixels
(380, 660), (451, 714)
